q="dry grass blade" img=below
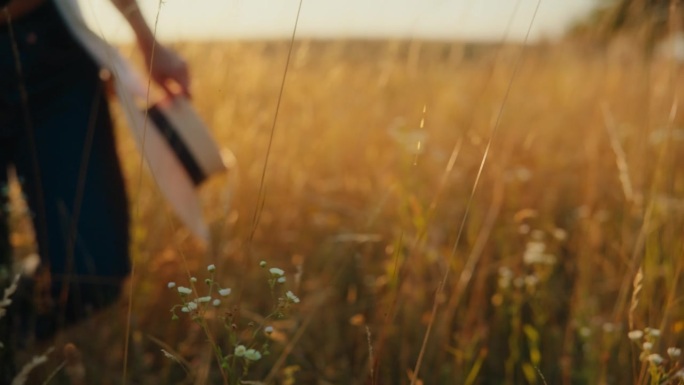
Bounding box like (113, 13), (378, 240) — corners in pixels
(601, 104), (635, 203)
(124, 1), (174, 383)
(11, 347), (54, 385)
(0, 274), (20, 320)
(409, 1), (543, 383)
(366, 326), (375, 385)
(147, 334), (194, 373)
(629, 267), (644, 331)
(263, 290), (326, 384)
(249, 0), (305, 244)
(535, 366), (549, 385)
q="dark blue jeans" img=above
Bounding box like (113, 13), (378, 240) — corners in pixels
(0, 1), (130, 342)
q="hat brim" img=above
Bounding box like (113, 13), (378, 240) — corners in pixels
(146, 96), (228, 185)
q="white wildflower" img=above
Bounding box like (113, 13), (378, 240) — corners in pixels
(286, 291), (300, 304)
(523, 241), (546, 265)
(177, 286), (192, 295)
(197, 296), (212, 303)
(628, 330), (644, 341)
(244, 349), (262, 361)
(207, 264), (216, 272)
(553, 228), (567, 241)
(167, 282), (176, 289)
(498, 267), (513, 289)
(668, 347), (682, 358)
(259, 260), (267, 268)
(524, 275), (539, 288)
(212, 299), (221, 307)
(181, 306), (190, 313)
(190, 277), (197, 283)
(643, 342), (653, 351)
(525, 240), (546, 253)
(234, 345), (246, 357)
(602, 323), (615, 333)
(498, 267), (513, 279)
(269, 267), (285, 276)
(264, 326), (274, 335)
(579, 327), (591, 338)
(542, 254), (557, 265)
(647, 328), (661, 337)
(187, 302), (198, 311)
(647, 353), (664, 365)
(513, 167), (532, 182)
(219, 288), (231, 297)
(277, 276), (286, 284)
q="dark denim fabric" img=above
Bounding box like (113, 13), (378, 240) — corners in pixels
(0, 0), (130, 342)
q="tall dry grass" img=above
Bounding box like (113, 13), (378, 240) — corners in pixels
(8, 38), (684, 384)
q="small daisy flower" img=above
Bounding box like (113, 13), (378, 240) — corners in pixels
(579, 327), (591, 338)
(264, 326), (274, 335)
(286, 291), (300, 304)
(167, 282), (176, 289)
(207, 264), (216, 272)
(197, 296), (212, 303)
(177, 286), (192, 295)
(270, 267), (285, 276)
(244, 349), (262, 361)
(277, 276), (286, 284)
(668, 347), (682, 358)
(190, 277), (198, 283)
(259, 260), (267, 268)
(628, 330), (644, 340)
(602, 323), (615, 333)
(212, 299), (221, 307)
(187, 302), (198, 311)
(234, 345), (246, 357)
(181, 306), (190, 313)
(647, 353), (664, 365)
(219, 288), (231, 297)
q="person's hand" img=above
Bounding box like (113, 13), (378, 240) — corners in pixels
(142, 43), (191, 98)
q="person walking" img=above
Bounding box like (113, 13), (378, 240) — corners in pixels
(0, 0), (190, 380)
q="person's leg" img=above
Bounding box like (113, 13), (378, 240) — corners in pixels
(13, 79), (130, 342)
(7, 1), (130, 340)
(0, 141), (16, 385)
(0, 153), (9, 275)
(0, 12), (22, 383)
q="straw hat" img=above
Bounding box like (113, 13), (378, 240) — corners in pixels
(146, 96), (232, 185)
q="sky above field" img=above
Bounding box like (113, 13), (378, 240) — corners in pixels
(79, 0), (599, 43)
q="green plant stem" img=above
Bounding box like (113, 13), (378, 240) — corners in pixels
(197, 315), (229, 385)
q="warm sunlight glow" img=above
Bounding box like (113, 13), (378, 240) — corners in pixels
(79, 0), (597, 42)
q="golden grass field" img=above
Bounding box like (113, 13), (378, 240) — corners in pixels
(8, 38), (684, 384)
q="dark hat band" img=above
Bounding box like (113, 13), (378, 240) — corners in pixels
(147, 104), (206, 185)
